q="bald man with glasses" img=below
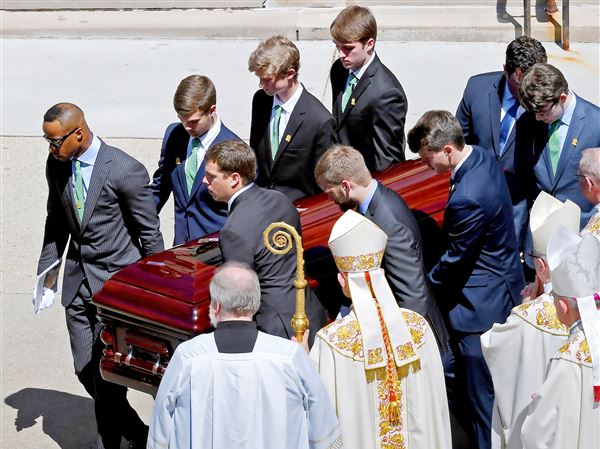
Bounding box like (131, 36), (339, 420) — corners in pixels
(38, 103), (164, 449)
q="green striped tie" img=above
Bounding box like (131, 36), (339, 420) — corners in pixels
(186, 138), (201, 194)
(341, 73), (358, 112)
(73, 159), (84, 222)
(548, 120), (561, 175)
(271, 105), (283, 160)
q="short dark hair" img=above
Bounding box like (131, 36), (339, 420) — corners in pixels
(407, 110), (465, 154)
(173, 75), (217, 117)
(519, 63), (569, 113)
(314, 145), (371, 187)
(205, 140), (257, 185)
(43, 103), (84, 124)
(505, 36), (547, 75)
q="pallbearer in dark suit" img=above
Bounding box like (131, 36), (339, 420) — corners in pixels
(151, 75), (242, 245)
(408, 111), (524, 449)
(202, 140), (327, 345)
(314, 144), (449, 353)
(520, 63), (600, 228)
(456, 36), (548, 247)
(329, 6), (407, 172)
(38, 103), (164, 449)
(248, 35), (337, 202)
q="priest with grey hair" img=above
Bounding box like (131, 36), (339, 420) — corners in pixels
(148, 261), (342, 449)
(520, 227), (600, 449)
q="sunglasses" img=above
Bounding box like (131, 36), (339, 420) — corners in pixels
(43, 128), (78, 148)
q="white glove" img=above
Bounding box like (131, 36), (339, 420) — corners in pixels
(34, 287), (56, 315)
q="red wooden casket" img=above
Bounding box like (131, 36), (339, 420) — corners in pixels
(94, 159), (449, 395)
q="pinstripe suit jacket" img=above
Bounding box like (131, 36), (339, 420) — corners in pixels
(37, 140), (164, 306)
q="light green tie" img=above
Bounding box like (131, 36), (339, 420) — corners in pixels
(186, 138), (201, 194)
(73, 159), (84, 222)
(341, 73), (358, 112)
(271, 105), (283, 160)
(548, 120), (561, 176)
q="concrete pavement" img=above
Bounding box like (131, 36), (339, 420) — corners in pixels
(1, 5), (599, 449)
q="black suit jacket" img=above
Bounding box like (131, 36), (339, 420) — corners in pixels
(219, 184), (327, 344)
(38, 141), (164, 306)
(150, 122), (242, 245)
(331, 54), (407, 172)
(250, 87), (337, 202)
(365, 184), (449, 352)
(456, 71), (543, 205)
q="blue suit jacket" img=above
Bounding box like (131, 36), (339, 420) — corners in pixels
(151, 122), (241, 245)
(429, 146), (524, 333)
(456, 71), (544, 206)
(532, 94), (600, 228)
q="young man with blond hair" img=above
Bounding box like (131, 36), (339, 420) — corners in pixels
(329, 6), (407, 172)
(150, 74), (241, 245)
(248, 35), (336, 202)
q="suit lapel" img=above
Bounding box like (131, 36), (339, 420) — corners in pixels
(337, 55), (379, 128)
(553, 101), (585, 188)
(80, 142), (111, 233)
(56, 161), (80, 230)
(489, 76), (504, 156)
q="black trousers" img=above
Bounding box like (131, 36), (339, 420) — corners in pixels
(65, 280), (147, 449)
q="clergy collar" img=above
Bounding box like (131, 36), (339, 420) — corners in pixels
(216, 320), (257, 330)
(227, 182), (255, 211)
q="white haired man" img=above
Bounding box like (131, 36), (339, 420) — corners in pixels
(148, 262), (342, 449)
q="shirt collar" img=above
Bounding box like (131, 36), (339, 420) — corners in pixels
(358, 180), (378, 214)
(273, 83), (303, 114)
(227, 182), (254, 211)
(559, 91), (577, 127)
(193, 115), (222, 150)
(350, 51), (375, 80)
(451, 145), (473, 180)
(74, 134), (101, 166)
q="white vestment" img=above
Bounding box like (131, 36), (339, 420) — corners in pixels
(481, 294), (569, 449)
(148, 331), (343, 449)
(310, 310), (451, 449)
(521, 325), (600, 449)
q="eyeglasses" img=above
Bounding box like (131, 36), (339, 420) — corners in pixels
(42, 128), (78, 148)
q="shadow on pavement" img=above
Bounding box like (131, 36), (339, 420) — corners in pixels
(5, 388), (96, 449)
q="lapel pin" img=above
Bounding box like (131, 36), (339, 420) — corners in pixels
(285, 135), (292, 142)
(351, 98), (356, 106)
(572, 138), (578, 147)
(175, 157), (181, 164)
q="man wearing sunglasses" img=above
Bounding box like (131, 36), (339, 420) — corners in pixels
(37, 103), (164, 449)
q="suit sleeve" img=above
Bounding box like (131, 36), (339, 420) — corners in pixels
(382, 220), (429, 316)
(429, 195), (488, 290)
(372, 87), (407, 164)
(37, 160), (69, 275)
(456, 81), (473, 143)
(219, 227), (255, 269)
(149, 124), (177, 213)
(118, 159), (165, 257)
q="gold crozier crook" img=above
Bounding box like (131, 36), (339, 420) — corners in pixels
(262, 222), (309, 341)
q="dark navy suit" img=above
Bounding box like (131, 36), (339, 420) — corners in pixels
(429, 146), (524, 449)
(532, 94), (600, 228)
(456, 71), (544, 245)
(151, 122), (241, 245)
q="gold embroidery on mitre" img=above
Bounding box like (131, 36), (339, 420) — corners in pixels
(333, 250), (385, 272)
(513, 295), (569, 336)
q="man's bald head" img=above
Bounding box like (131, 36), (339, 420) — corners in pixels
(43, 103), (85, 128)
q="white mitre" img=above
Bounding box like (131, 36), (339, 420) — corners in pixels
(547, 225), (600, 407)
(328, 210), (420, 371)
(530, 191), (580, 257)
